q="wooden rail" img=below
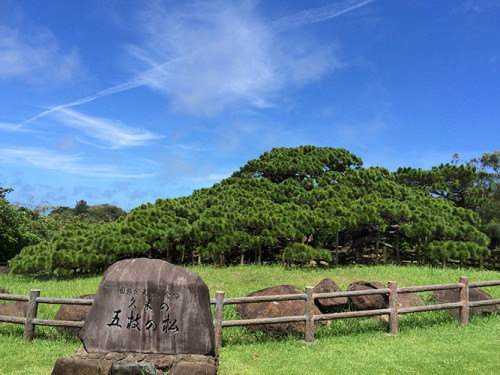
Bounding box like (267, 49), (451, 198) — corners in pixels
(0, 277), (499, 354)
(210, 277), (500, 353)
(0, 292), (93, 341)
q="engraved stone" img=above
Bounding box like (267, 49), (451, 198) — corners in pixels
(79, 258), (215, 355)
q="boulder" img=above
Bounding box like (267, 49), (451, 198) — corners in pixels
(378, 292), (426, 322)
(51, 357), (112, 375)
(313, 278), (349, 314)
(236, 284), (323, 336)
(347, 281), (388, 310)
(433, 287), (498, 317)
(397, 292), (426, 309)
(110, 362), (156, 375)
(54, 294), (95, 336)
(169, 361), (218, 375)
(79, 258), (215, 355)
(0, 301), (27, 317)
(0, 266), (10, 274)
(0, 287), (10, 294)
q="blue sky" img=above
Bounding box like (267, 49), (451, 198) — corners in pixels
(1, 0), (499, 211)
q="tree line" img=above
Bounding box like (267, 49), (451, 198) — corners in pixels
(0, 196), (126, 264)
(3, 146), (499, 276)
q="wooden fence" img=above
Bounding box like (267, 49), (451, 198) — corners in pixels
(1, 277), (499, 354)
(0, 292), (92, 341)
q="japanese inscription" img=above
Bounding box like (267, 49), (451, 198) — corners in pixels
(79, 258), (215, 355)
(106, 287), (180, 334)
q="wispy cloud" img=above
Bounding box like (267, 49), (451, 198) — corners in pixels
(271, 0), (376, 30)
(3, 0), (374, 129)
(49, 108), (163, 149)
(20, 80), (145, 127)
(0, 122), (30, 132)
(0, 24), (81, 83)
(0, 147), (153, 178)
(126, 0), (375, 115)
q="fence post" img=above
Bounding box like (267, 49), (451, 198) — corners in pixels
(214, 291), (225, 355)
(304, 286), (315, 343)
(388, 281), (398, 335)
(23, 289), (40, 341)
(459, 276), (469, 325)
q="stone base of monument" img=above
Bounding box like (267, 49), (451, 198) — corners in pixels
(52, 347), (218, 375)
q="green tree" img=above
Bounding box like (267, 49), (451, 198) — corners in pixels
(10, 147), (492, 276)
(74, 200), (89, 216)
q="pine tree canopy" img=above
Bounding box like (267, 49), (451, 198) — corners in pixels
(8, 146), (496, 276)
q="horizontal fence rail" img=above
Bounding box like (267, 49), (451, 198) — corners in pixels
(210, 277), (500, 354)
(0, 277), (499, 354)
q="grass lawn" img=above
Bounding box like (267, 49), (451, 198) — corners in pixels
(0, 264), (499, 374)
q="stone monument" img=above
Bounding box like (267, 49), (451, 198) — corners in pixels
(52, 258), (217, 374)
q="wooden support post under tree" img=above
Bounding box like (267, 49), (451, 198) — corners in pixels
(374, 230), (380, 265)
(23, 289), (40, 341)
(395, 230), (401, 265)
(334, 231), (339, 266)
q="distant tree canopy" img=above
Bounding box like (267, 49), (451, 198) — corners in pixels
(0, 187), (54, 263)
(0, 191), (127, 263)
(395, 150), (500, 251)
(50, 201), (127, 223)
(9, 146), (496, 277)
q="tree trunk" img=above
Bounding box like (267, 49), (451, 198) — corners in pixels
(374, 230), (380, 265)
(240, 248), (244, 266)
(396, 230), (400, 265)
(198, 253), (201, 265)
(334, 231), (339, 266)
(416, 238), (422, 264)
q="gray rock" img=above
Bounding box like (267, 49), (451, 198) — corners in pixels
(236, 284), (324, 335)
(313, 278), (349, 314)
(433, 287), (498, 317)
(79, 258), (215, 355)
(379, 292), (426, 322)
(54, 294), (95, 335)
(111, 362), (156, 375)
(0, 301), (27, 317)
(397, 293), (426, 309)
(169, 362), (218, 375)
(51, 357), (112, 375)
(347, 281), (388, 310)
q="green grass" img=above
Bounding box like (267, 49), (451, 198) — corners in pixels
(1, 264), (499, 374)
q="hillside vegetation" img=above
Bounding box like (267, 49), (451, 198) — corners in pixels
(8, 146), (500, 276)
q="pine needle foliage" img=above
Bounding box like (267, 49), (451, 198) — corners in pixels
(10, 146), (492, 276)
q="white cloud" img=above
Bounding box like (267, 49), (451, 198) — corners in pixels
(271, 0), (376, 30)
(126, 0), (363, 115)
(50, 108), (164, 149)
(0, 147), (153, 178)
(0, 24), (81, 83)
